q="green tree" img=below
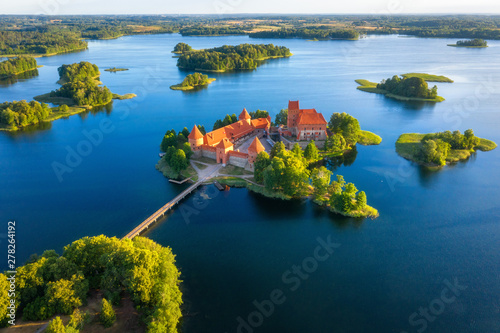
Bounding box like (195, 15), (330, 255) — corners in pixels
(328, 113), (360, 147)
(355, 191), (367, 210)
(254, 152), (270, 183)
(291, 143), (303, 158)
(182, 142), (193, 160)
(169, 149), (188, 173)
(274, 109), (288, 126)
(304, 141), (319, 161)
(270, 141), (286, 159)
(173, 42), (192, 53)
(0, 273), (9, 327)
(160, 130), (177, 152)
(324, 133), (346, 152)
(100, 298), (116, 328)
(310, 166), (332, 201)
(46, 316), (65, 333)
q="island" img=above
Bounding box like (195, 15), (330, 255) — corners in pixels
(156, 101), (380, 219)
(356, 75), (445, 102)
(170, 72), (216, 90)
(0, 235), (182, 332)
(396, 130), (497, 167)
(176, 43), (292, 72)
(104, 67), (129, 72)
(1, 62), (136, 131)
(448, 38), (488, 48)
(0, 57), (40, 80)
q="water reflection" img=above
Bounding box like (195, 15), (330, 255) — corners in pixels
(321, 146), (358, 172)
(0, 69), (39, 87)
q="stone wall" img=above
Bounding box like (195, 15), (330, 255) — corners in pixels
(201, 149), (216, 160)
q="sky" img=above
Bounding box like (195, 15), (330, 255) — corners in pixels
(1, 0), (499, 15)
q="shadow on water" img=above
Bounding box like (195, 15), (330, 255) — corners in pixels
(320, 146), (358, 172)
(417, 151), (478, 187)
(0, 69), (39, 87)
(311, 201), (366, 230)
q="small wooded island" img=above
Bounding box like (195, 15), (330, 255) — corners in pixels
(448, 38), (488, 48)
(0, 56), (40, 80)
(104, 67), (129, 72)
(0, 61), (135, 131)
(174, 43), (292, 72)
(356, 74), (449, 102)
(157, 101), (380, 219)
(396, 130), (496, 167)
(170, 72), (216, 90)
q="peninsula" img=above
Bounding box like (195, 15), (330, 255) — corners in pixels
(157, 101), (379, 219)
(170, 73), (216, 91)
(176, 43), (292, 72)
(396, 130), (496, 167)
(356, 75), (445, 102)
(104, 67), (129, 72)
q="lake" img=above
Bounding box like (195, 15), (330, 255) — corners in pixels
(1, 34), (499, 332)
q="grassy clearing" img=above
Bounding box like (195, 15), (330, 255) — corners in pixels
(34, 93), (75, 106)
(213, 176), (248, 188)
(192, 156), (218, 165)
(401, 73), (454, 83)
(358, 130), (382, 145)
(191, 161), (208, 170)
(396, 133), (497, 166)
(219, 164), (253, 176)
(112, 93), (136, 100)
(355, 79), (445, 102)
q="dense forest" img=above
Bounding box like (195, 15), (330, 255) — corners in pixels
(0, 30), (87, 55)
(179, 73), (210, 87)
(253, 142), (377, 217)
(419, 130), (480, 165)
(177, 43), (291, 72)
(0, 235), (183, 332)
(456, 38), (488, 46)
(250, 27), (360, 40)
(52, 77), (113, 106)
(58, 62), (100, 83)
(173, 42), (192, 53)
(0, 56), (37, 79)
(377, 75), (438, 99)
(0, 100), (52, 128)
(180, 26), (246, 36)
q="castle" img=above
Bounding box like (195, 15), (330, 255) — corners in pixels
(286, 100), (328, 141)
(188, 101), (328, 169)
(188, 108), (271, 170)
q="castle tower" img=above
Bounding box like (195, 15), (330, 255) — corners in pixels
(239, 108), (252, 125)
(287, 100), (300, 135)
(247, 137), (266, 165)
(216, 138), (234, 165)
(188, 125), (204, 152)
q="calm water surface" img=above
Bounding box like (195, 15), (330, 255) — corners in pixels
(1, 34), (499, 332)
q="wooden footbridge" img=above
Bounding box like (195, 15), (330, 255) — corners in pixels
(123, 165), (221, 239)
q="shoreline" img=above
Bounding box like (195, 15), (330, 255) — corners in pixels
(355, 79), (445, 102)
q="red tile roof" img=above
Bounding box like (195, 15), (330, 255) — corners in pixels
(188, 125), (204, 140)
(296, 109), (327, 126)
(204, 119), (255, 146)
(239, 108), (251, 120)
(251, 118), (270, 129)
(248, 137), (266, 154)
(288, 100), (300, 110)
(228, 151), (249, 158)
(217, 138), (233, 149)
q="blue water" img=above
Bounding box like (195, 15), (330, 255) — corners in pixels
(1, 34), (499, 332)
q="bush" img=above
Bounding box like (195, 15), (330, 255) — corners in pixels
(100, 298), (116, 328)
